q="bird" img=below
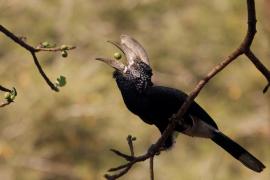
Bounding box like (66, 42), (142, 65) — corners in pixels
(95, 34), (265, 172)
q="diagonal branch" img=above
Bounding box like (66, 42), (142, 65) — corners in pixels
(110, 149), (134, 162)
(0, 25), (35, 52)
(245, 50), (270, 93)
(30, 51), (59, 91)
(154, 48), (244, 149)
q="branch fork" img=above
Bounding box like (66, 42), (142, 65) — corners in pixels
(0, 24), (76, 107)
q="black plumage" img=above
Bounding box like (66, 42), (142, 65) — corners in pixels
(96, 35), (265, 172)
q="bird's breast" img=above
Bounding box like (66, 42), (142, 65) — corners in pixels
(120, 90), (155, 125)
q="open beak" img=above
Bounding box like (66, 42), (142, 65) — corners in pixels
(95, 40), (126, 72)
(119, 34), (149, 66)
(95, 34), (150, 72)
(95, 57), (126, 72)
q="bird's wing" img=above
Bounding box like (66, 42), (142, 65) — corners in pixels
(146, 86), (218, 129)
(189, 101), (218, 129)
(143, 86), (186, 124)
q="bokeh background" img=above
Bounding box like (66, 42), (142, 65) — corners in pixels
(1, 0), (270, 179)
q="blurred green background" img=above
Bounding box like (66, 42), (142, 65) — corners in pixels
(1, 0), (270, 179)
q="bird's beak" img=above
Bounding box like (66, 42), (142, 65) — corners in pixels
(107, 35), (150, 66)
(95, 57), (126, 72)
(119, 34), (150, 66)
(95, 35), (150, 72)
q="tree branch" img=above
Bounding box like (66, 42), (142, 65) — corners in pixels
(0, 100), (13, 108)
(105, 0), (270, 179)
(0, 85), (12, 92)
(30, 51), (59, 91)
(0, 24), (76, 92)
(245, 50), (270, 93)
(150, 156), (154, 180)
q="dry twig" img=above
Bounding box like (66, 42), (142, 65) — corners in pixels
(150, 156), (154, 180)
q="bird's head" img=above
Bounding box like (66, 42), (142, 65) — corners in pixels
(96, 35), (153, 92)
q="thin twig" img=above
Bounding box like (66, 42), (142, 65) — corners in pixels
(127, 135), (135, 157)
(105, 165), (132, 180)
(0, 85), (12, 92)
(240, 0), (270, 92)
(108, 163), (130, 172)
(245, 50), (270, 93)
(36, 46), (76, 52)
(110, 149), (134, 161)
(30, 51), (59, 91)
(0, 24), (76, 92)
(150, 156), (154, 180)
(0, 25), (35, 52)
(105, 152), (151, 180)
(0, 100), (13, 107)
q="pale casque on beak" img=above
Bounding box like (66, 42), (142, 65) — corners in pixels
(95, 34), (150, 73)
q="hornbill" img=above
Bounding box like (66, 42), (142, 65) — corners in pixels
(96, 35), (265, 172)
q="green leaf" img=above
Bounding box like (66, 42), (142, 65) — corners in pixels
(55, 75), (67, 87)
(4, 92), (11, 100)
(3, 88), (17, 102)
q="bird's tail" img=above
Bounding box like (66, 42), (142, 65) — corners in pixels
(211, 131), (265, 172)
